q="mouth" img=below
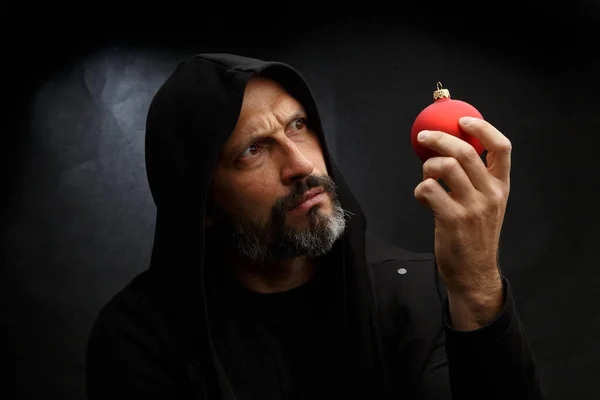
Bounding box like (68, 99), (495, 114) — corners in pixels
(289, 188), (326, 213)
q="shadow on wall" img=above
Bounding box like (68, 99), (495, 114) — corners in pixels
(9, 47), (192, 399)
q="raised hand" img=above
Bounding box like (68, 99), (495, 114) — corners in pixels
(414, 116), (512, 330)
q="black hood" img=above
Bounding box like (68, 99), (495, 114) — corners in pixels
(144, 53), (389, 399)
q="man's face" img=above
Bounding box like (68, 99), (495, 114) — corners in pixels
(207, 76), (346, 261)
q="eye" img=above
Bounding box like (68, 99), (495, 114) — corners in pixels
(239, 143), (263, 160)
(290, 118), (307, 132)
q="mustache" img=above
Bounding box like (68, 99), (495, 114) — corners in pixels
(275, 174), (338, 213)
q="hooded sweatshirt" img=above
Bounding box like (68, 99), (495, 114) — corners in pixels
(85, 53), (546, 400)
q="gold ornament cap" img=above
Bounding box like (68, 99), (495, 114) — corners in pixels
(433, 81), (450, 101)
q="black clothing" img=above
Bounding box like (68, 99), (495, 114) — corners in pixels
(85, 53), (546, 399)
(206, 254), (337, 400)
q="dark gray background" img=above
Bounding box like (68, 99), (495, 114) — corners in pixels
(5, 5), (600, 399)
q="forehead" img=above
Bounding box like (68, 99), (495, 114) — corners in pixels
(239, 77), (302, 119)
(228, 77), (305, 138)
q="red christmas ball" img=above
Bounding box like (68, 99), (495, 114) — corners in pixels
(411, 83), (485, 163)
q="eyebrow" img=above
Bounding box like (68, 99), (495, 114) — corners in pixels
(227, 110), (307, 159)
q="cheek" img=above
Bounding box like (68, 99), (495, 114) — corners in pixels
(224, 175), (280, 218)
(305, 139), (329, 175)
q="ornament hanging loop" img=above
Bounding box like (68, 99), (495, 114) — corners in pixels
(433, 81), (451, 101)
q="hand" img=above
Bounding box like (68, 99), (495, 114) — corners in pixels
(414, 116), (510, 329)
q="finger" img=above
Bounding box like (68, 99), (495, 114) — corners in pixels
(459, 117), (512, 183)
(423, 156), (475, 200)
(414, 177), (459, 218)
(417, 130), (492, 193)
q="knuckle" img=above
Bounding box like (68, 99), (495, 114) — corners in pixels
(423, 156), (441, 174)
(442, 157), (460, 173)
(453, 207), (469, 223)
(415, 179), (432, 195)
(421, 178), (438, 192)
(421, 178), (433, 189)
(475, 204), (488, 219)
(489, 187), (506, 205)
(422, 159), (432, 173)
(500, 139), (513, 154)
(480, 119), (495, 132)
(459, 147), (480, 164)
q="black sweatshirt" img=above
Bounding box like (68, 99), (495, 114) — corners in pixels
(85, 53), (546, 399)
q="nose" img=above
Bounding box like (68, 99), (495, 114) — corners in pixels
(280, 141), (314, 185)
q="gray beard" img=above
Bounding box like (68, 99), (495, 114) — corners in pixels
(207, 175), (349, 263)
(232, 196), (347, 262)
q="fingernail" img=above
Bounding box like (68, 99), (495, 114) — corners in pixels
(459, 116), (474, 126)
(418, 130), (429, 141)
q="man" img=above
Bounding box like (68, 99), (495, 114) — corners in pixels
(86, 53), (546, 399)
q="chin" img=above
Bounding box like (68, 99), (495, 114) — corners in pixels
(290, 206), (331, 231)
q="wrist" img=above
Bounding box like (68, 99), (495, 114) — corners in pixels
(446, 271), (504, 331)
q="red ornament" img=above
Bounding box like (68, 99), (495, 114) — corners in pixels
(411, 82), (485, 163)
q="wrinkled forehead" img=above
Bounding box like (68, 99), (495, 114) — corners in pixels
(224, 77), (307, 145)
(238, 76), (304, 119)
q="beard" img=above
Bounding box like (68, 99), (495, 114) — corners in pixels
(206, 174), (346, 262)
